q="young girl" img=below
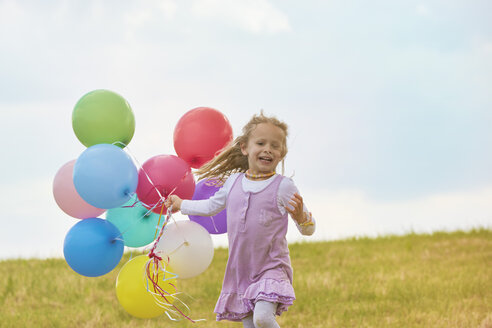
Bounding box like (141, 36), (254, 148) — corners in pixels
(165, 112), (315, 328)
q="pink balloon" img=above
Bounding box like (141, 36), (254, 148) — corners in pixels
(136, 155), (195, 214)
(53, 160), (105, 219)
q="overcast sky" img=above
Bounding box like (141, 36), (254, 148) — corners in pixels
(0, 0), (491, 259)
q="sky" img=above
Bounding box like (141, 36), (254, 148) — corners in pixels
(0, 0), (491, 259)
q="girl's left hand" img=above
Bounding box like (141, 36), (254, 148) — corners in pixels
(286, 193), (307, 224)
(164, 195), (183, 213)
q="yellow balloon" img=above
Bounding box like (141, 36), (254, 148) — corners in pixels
(116, 255), (177, 318)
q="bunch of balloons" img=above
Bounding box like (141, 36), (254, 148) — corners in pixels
(52, 90), (233, 319)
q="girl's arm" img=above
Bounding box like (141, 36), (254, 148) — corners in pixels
(286, 193), (311, 224)
(285, 193), (316, 236)
(164, 174), (238, 216)
(279, 178), (316, 236)
(165, 187), (227, 216)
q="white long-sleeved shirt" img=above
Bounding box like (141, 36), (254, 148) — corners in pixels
(181, 173), (316, 235)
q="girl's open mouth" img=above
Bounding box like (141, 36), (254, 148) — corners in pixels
(259, 156), (273, 163)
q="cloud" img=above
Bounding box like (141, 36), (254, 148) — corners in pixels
(416, 4), (431, 17)
(191, 0), (290, 34)
(0, 0), (25, 26)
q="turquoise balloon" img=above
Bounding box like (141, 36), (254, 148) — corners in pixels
(106, 195), (165, 248)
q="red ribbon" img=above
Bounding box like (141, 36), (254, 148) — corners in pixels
(144, 200), (197, 323)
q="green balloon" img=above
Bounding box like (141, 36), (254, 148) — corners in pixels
(72, 89), (135, 147)
(106, 195), (165, 248)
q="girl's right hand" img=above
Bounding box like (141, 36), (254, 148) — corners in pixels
(164, 195), (183, 212)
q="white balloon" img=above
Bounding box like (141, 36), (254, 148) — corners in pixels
(154, 220), (214, 279)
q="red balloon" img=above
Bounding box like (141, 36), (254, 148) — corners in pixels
(174, 107), (233, 168)
(136, 155), (195, 214)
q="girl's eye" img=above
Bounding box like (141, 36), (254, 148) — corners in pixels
(257, 142), (264, 145)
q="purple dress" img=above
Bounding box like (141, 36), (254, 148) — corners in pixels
(214, 174), (295, 321)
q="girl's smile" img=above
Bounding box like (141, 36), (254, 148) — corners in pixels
(241, 123), (286, 177)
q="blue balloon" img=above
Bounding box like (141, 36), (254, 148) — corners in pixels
(106, 195), (165, 248)
(64, 218), (124, 277)
(73, 143), (138, 209)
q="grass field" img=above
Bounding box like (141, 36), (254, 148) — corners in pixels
(0, 229), (491, 327)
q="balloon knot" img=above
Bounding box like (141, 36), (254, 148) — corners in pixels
(148, 251), (162, 261)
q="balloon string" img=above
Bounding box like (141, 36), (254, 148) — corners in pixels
(112, 200), (164, 241)
(154, 170), (193, 244)
(143, 248), (203, 322)
(110, 168), (190, 243)
(146, 262), (198, 322)
(121, 199), (139, 208)
(112, 142), (201, 322)
(154, 201), (166, 240)
(145, 206), (202, 323)
(112, 205), (158, 241)
(109, 142), (168, 241)
(166, 241), (189, 256)
(148, 204), (173, 265)
(122, 142), (193, 224)
(112, 142), (191, 216)
(113, 141), (165, 201)
(210, 216), (219, 233)
(141, 167), (193, 216)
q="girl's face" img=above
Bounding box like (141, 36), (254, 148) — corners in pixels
(241, 123), (286, 175)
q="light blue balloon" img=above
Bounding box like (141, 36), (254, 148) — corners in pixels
(73, 143), (138, 209)
(106, 195), (165, 248)
(63, 218), (124, 277)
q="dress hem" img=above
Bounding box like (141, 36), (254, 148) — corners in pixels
(215, 278), (296, 321)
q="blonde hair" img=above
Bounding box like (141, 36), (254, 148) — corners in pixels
(195, 111), (289, 182)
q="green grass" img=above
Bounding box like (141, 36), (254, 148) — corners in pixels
(1, 229), (491, 327)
